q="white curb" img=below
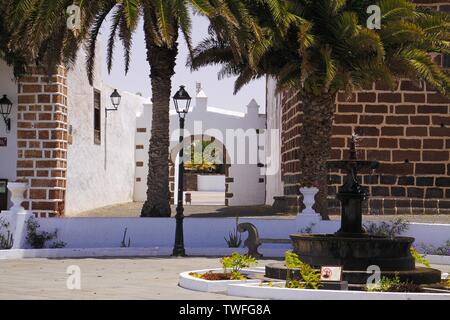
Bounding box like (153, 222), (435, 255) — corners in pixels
(227, 282), (450, 300)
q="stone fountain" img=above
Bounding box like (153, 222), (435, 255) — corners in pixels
(266, 134), (441, 285)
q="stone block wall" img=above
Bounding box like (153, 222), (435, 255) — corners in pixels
(280, 79), (450, 215)
(16, 67), (68, 217)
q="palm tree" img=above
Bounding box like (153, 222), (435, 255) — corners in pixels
(3, 0), (261, 217)
(190, 0), (450, 219)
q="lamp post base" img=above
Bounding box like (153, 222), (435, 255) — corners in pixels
(172, 248), (187, 257)
(172, 205), (187, 257)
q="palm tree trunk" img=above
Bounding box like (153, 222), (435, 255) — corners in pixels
(298, 93), (336, 221)
(141, 41), (178, 217)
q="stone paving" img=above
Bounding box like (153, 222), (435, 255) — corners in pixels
(0, 257), (277, 300)
(0, 257), (448, 300)
(71, 201), (450, 224)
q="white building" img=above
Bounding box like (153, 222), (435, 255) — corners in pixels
(0, 49), (267, 217)
(134, 83), (266, 206)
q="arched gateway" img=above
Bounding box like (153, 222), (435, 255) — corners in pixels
(134, 83), (266, 207)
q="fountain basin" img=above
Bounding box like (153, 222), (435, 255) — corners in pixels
(290, 234), (416, 271)
(263, 234), (443, 285)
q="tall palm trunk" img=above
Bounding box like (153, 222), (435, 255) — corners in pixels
(298, 93), (336, 221)
(141, 40), (178, 217)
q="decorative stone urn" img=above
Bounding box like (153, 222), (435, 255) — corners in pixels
(7, 182), (28, 212)
(299, 187), (319, 215)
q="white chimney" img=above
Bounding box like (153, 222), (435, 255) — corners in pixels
(246, 99), (260, 119)
(195, 83), (208, 113)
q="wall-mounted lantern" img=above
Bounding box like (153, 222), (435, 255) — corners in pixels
(0, 95), (13, 133)
(105, 89), (121, 117)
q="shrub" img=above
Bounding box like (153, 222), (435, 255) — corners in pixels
(224, 216), (242, 248)
(26, 217), (66, 249)
(364, 218), (409, 238)
(367, 275), (422, 293)
(367, 275), (401, 292)
(298, 223), (316, 234)
(419, 241), (450, 256)
(410, 246), (431, 268)
(220, 252), (257, 278)
(285, 251), (321, 290)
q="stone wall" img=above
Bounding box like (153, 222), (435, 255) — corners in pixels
(16, 66), (68, 217)
(278, 1), (450, 215)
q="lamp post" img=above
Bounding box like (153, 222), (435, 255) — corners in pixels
(172, 85), (192, 257)
(0, 95), (13, 133)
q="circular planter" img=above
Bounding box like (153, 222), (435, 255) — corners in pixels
(179, 268), (263, 293)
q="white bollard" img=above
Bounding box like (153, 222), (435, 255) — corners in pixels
(7, 182), (33, 249)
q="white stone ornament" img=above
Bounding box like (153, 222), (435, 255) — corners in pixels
(8, 182), (28, 212)
(299, 187), (319, 215)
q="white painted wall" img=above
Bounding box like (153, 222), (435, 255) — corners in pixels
(134, 85), (267, 206)
(1, 211), (448, 251)
(197, 175), (226, 192)
(134, 102), (152, 201)
(0, 60), (18, 209)
(265, 77), (283, 205)
(65, 48), (147, 215)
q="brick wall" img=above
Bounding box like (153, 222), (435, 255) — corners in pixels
(16, 67), (68, 217)
(279, 0), (450, 215)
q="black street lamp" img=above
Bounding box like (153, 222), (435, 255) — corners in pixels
(0, 95), (13, 133)
(172, 85), (192, 257)
(105, 89), (122, 117)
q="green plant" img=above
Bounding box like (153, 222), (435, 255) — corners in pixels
(410, 246), (431, 268)
(364, 218), (409, 238)
(0, 218), (13, 249)
(224, 216), (242, 248)
(285, 251), (321, 290)
(220, 252), (257, 279)
(419, 241), (450, 256)
(366, 275), (423, 292)
(298, 223), (316, 234)
(26, 217), (66, 249)
(367, 275), (402, 292)
(121, 228), (131, 248)
(230, 271), (246, 280)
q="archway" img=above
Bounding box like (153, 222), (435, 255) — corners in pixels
(169, 134), (232, 206)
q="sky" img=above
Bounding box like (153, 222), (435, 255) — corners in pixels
(98, 13), (265, 114)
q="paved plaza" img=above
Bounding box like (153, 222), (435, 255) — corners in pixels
(0, 257), (448, 300)
(0, 257), (279, 300)
(72, 202), (450, 224)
